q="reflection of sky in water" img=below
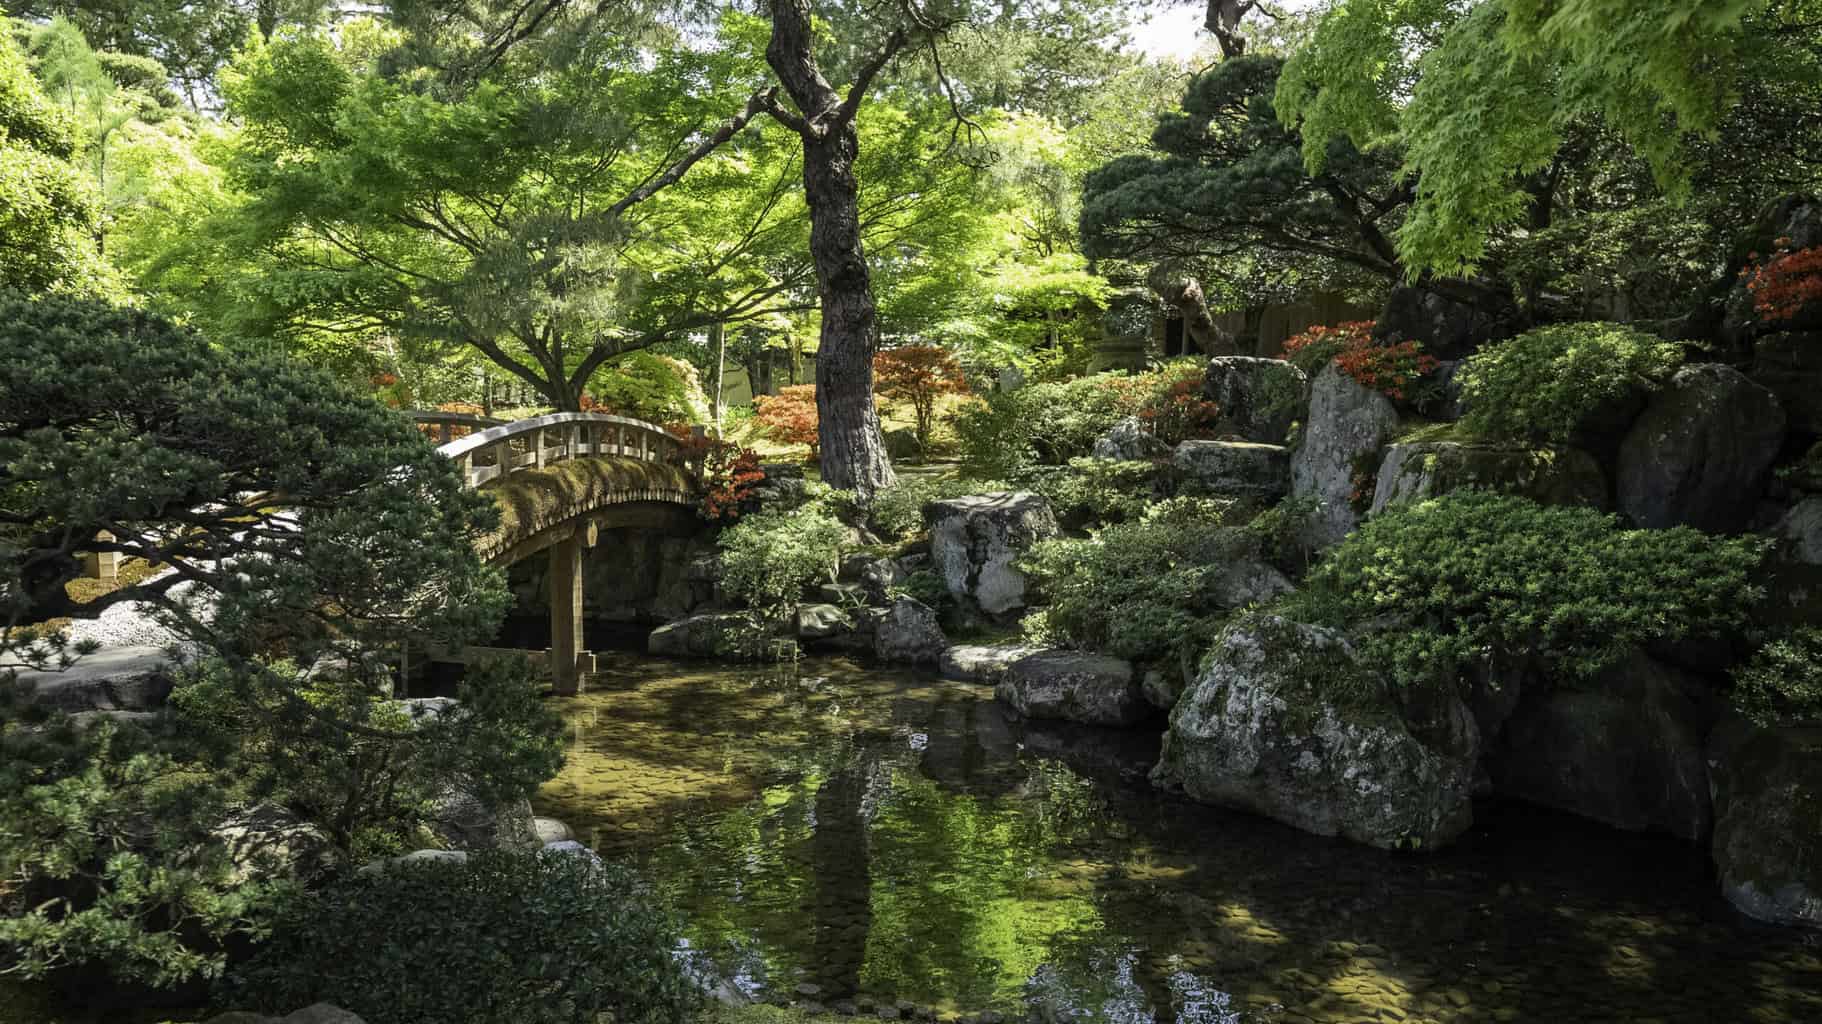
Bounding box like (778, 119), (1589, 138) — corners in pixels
(538, 654), (1822, 1024)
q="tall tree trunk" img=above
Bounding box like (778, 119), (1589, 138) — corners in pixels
(765, 0), (897, 498)
(708, 321), (727, 436)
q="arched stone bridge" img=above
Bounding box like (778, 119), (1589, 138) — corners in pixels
(410, 411), (707, 693)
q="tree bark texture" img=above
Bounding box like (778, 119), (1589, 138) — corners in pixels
(766, 0), (897, 497)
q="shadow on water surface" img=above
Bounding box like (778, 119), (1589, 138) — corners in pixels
(536, 652), (1822, 1024)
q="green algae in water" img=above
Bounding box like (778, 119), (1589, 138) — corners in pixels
(539, 653), (1822, 1024)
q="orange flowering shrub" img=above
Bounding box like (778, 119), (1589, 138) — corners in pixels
(754, 385), (820, 452)
(1283, 320), (1438, 403)
(667, 431), (767, 520)
(1742, 238), (1822, 325)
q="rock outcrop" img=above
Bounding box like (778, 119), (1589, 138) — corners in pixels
(1708, 719), (1822, 928)
(1617, 364), (1785, 532)
(926, 492), (1059, 617)
(1173, 440), (1291, 499)
(1092, 415), (1171, 461)
(1152, 616), (1478, 850)
(1292, 364), (1402, 548)
(1751, 332), (1822, 436)
(17, 646), (176, 713)
(995, 650), (1149, 727)
(1202, 357), (1308, 445)
(794, 603), (854, 640)
(1371, 441), (1608, 514)
(874, 597), (947, 664)
(1486, 653), (1716, 841)
(206, 803), (336, 885)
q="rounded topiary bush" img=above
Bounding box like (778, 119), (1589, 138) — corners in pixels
(1455, 322), (1683, 442)
(222, 849), (700, 1024)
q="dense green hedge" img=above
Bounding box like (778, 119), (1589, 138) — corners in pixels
(1287, 491), (1767, 694)
(1455, 322), (1682, 442)
(224, 849), (701, 1024)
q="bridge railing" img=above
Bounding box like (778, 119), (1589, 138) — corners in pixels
(428, 411), (703, 488)
(407, 410), (508, 445)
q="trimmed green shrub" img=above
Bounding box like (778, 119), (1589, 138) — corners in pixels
(717, 506), (847, 613)
(868, 473), (1012, 540)
(1020, 505), (1259, 663)
(1025, 457), (1160, 526)
(223, 849), (700, 1024)
(1455, 322), (1683, 442)
(954, 364), (1213, 477)
(1287, 492), (1767, 695)
(1732, 627), (1822, 727)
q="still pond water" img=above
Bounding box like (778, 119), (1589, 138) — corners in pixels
(538, 653), (1822, 1024)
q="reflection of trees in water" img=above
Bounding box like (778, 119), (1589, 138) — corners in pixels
(809, 750), (876, 996)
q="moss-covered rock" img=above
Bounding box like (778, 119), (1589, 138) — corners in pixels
(1173, 440), (1291, 498)
(1151, 615), (1478, 850)
(995, 650), (1148, 727)
(647, 612), (760, 659)
(1291, 364), (1402, 548)
(1370, 441), (1608, 514)
(1203, 356), (1308, 444)
(1708, 719), (1822, 928)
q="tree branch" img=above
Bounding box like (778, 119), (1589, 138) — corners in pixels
(605, 87), (781, 219)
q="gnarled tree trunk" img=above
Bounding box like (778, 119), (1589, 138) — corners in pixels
(765, 0), (898, 498)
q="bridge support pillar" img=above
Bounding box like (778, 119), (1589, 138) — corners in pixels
(549, 532), (586, 695)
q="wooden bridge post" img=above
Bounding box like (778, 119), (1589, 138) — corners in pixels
(548, 531), (585, 695)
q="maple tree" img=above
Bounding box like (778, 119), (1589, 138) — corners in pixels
(873, 346), (971, 449)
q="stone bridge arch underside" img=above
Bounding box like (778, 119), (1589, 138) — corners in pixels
(452, 457), (706, 693)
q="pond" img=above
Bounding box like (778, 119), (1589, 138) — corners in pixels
(537, 652), (1822, 1024)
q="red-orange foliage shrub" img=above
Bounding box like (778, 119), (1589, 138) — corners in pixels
(1283, 320), (1437, 402)
(1743, 239), (1822, 325)
(1138, 366), (1222, 444)
(754, 384), (820, 453)
(874, 345), (969, 447)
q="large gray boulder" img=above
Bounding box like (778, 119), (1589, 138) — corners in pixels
(17, 646), (176, 712)
(1775, 497), (1822, 564)
(940, 642), (1039, 684)
(874, 597), (947, 664)
(647, 611), (757, 659)
(925, 492), (1059, 617)
(1708, 719), (1822, 928)
(1486, 652), (1716, 841)
(995, 650), (1149, 727)
(1091, 415), (1170, 461)
(1617, 364), (1785, 532)
(1152, 616), (1478, 850)
(206, 803), (336, 885)
(1292, 364), (1402, 548)
(1371, 441), (1608, 514)
(1203, 356), (1308, 444)
(426, 785), (540, 853)
(1172, 440), (1290, 498)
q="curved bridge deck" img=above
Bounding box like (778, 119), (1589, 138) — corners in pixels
(409, 410), (708, 693)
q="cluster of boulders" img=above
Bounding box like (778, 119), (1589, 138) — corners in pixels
(647, 487), (1066, 668)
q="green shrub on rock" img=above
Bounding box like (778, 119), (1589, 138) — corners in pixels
(1288, 492), (1766, 695)
(224, 849), (700, 1024)
(1455, 322), (1683, 441)
(1020, 501), (1289, 664)
(1731, 627), (1822, 728)
(868, 473), (1012, 540)
(717, 506), (848, 614)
